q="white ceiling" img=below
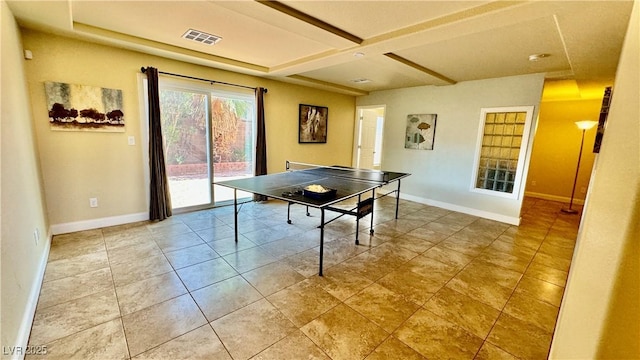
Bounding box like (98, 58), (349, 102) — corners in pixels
(7, 0), (634, 96)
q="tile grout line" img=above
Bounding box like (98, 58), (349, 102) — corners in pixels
(101, 227), (133, 360)
(472, 199), (561, 359)
(32, 198), (575, 360)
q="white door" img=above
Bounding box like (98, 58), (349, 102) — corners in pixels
(354, 107), (385, 170)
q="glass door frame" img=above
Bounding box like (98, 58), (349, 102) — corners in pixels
(210, 87), (257, 207)
(140, 75), (257, 214)
(159, 81), (215, 214)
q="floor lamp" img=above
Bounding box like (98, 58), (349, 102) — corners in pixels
(562, 120), (598, 214)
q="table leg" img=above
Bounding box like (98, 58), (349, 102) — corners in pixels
(355, 194), (361, 245)
(370, 188), (375, 235)
(233, 189), (238, 243)
(287, 202), (292, 224)
(395, 179), (401, 219)
(319, 208), (325, 276)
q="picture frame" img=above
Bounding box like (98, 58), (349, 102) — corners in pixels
(44, 81), (125, 132)
(299, 104), (328, 143)
(405, 114), (437, 150)
(593, 86), (612, 153)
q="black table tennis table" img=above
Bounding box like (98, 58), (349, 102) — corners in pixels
(215, 161), (410, 276)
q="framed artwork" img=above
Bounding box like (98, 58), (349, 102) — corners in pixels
(593, 86), (612, 153)
(44, 81), (125, 132)
(405, 113), (437, 150)
(299, 104), (328, 143)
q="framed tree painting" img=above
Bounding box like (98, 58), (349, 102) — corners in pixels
(44, 81), (125, 132)
(299, 104), (328, 143)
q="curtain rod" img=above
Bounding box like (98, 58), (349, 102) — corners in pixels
(140, 67), (267, 93)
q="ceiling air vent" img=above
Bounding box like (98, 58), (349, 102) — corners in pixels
(182, 29), (222, 45)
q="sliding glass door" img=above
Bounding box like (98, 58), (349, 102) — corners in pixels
(159, 83), (254, 211)
(160, 87), (212, 209)
(211, 91), (254, 204)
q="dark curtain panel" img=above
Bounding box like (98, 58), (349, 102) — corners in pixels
(254, 87), (268, 201)
(145, 67), (172, 220)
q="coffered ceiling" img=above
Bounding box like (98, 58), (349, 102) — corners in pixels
(7, 1), (634, 96)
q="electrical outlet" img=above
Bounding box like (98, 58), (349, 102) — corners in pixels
(33, 228), (40, 246)
(580, 186), (587, 193)
(89, 197), (98, 208)
(128, 136), (136, 146)
(531, 180), (537, 186)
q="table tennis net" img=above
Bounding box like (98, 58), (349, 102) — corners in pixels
(286, 161), (390, 183)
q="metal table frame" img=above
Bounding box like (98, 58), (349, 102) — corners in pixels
(218, 167), (409, 276)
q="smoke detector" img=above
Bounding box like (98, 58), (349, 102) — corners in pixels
(182, 29), (222, 45)
(351, 78), (372, 84)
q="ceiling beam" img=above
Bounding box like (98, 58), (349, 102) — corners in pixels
(384, 53), (457, 85)
(255, 0), (363, 44)
(287, 75), (369, 96)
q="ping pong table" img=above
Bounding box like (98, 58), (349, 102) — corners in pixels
(215, 161), (410, 276)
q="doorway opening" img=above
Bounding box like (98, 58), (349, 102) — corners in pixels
(353, 106), (385, 170)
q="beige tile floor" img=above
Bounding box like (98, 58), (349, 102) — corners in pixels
(28, 196), (579, 359)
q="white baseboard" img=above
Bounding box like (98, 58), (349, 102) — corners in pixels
(12, 229), (51, 360)
(525, 191), (585, 205)
(399, 193), (521, 225)
(50, 212), (149, 235)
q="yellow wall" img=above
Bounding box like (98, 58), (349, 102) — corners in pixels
(1, 1), (50, 353)
(550, 0), (640, 358)
(21, 29), (356, 228)
(527, 97), (603, 203)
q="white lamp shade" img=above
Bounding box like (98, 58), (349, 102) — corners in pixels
(575, 120), (598, 130)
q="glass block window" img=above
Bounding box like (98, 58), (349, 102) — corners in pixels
(472, 106), (534, 198)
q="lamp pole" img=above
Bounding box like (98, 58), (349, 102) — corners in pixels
(562, 120), (598, 214)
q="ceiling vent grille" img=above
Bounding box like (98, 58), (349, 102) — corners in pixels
(182, 29), (222, 45)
